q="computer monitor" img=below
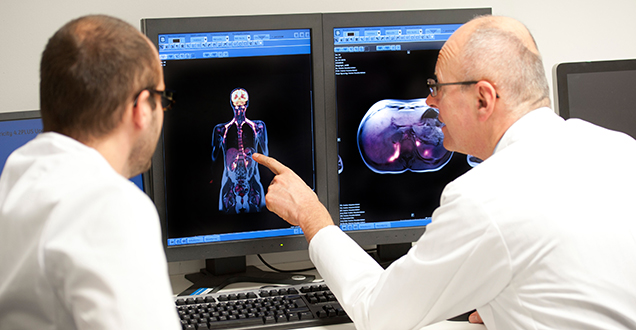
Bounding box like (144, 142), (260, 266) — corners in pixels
(0, 110), (146, 191)
(556, 58), (636, 138)
(141, 13), (327, 290)
(322, 8), (491, 260)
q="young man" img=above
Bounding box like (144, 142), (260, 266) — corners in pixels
(253, 15), (636, 329)
(0, 15), (180, 329)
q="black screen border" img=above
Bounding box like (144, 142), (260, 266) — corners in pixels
(556, 58), (636, 119)
(0, 110), (41, 122)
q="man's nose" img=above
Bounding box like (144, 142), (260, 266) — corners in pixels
(426, 93), (438, 109)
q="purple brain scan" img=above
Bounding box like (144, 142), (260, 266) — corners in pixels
(357, 99), (452, 174)
(211, 88), (269, 214)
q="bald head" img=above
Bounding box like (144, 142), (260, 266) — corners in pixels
(462, 16), (540, 54)
(437, 15), (550, 114)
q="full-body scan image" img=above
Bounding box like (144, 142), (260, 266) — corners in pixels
(212, 88), (269, 214)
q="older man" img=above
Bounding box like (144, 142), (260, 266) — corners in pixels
(254, 15), (636, 329)
(0, 16), (180, 329)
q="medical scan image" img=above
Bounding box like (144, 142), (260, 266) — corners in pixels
(357, 99), (452, 174)
(211, 88), (269, 214)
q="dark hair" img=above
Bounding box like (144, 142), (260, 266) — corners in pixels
(40, 15), (160, 141)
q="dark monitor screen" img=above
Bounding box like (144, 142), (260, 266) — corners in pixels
(0, 110), (145, 191)
(141, 14), (327, 261)
(322, 9), (490, 246)
(556, 59), (636, 139)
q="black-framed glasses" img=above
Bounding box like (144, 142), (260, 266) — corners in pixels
(427, 78), (478, 97)
(134, 88), (176, 111)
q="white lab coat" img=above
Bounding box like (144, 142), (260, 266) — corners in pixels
(310, 108), (636, 329)
(0, 132), (180, 330)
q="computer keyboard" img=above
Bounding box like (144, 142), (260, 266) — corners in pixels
(175, 282), (352, 329)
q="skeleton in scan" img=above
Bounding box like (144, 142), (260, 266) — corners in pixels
(212, 88), (268, 213)
(357, 99), (452, 174)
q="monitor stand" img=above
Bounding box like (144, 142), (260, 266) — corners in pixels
(374, 242), (412, 269)
(180, 256), (316, 295)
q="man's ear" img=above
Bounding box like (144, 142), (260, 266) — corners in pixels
(132, 90), (152, 130)
(475, 80), (498, 122)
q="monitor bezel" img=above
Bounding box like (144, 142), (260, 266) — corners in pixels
(0, 110), (41, 122)
(556, 58), (636, 119)
(141, 13), (327, 262)
(322, 8), (492, 246)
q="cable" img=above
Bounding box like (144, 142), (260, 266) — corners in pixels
(256, 254), (316, 273)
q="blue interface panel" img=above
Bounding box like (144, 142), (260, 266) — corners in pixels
(333, 24), (461, 53)
(158, 29), (311, 60)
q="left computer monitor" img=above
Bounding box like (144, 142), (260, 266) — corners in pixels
(0, 110), (145, 191)
(141, 14), (327, 280)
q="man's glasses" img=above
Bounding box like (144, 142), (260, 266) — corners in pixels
(427, 78), (478, 97)
(134, 88), (176, 111)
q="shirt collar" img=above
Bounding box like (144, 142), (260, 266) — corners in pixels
(493, 107), (562, 155)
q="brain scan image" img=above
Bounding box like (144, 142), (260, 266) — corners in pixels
(212, 88), (269, 214)
(356, 99), (452, 174)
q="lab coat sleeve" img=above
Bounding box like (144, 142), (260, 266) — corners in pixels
(40, 182), (180, 330)
(309, 181), (513, 330)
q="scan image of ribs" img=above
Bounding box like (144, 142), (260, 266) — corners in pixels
(211, 88), (269, 213)
(356, 98), (453, 174)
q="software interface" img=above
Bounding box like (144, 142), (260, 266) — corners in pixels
(0, 118), (43, 174)
(0, 116), (144, 189)
(333, 24), (476, 232)
(157, 28), (315, 246)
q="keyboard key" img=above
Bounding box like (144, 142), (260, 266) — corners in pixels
(263, 315), (276, 324)
(208, 317), (264, 329)
(300, 311), (313, 320)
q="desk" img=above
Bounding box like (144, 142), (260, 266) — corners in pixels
(169, 272), (486, 330)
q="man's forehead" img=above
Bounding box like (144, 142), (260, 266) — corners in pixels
(435, 22), (471, 80)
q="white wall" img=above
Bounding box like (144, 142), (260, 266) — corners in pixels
(2, 0), (636, 113)
(2, 0), (635, 272)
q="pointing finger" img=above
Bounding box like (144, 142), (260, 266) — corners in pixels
(252, 153), (287, 176)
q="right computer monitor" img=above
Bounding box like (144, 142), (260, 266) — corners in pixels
(322, 8), (491, 251)
(556, 58), (636, 139)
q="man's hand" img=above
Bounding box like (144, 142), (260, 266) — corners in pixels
(469, 311), (483, 324)
(253, 153), (334, 242)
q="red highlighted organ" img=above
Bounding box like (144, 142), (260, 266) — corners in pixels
(212, 88), (268, 213)
(357, 99), (452, 174)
